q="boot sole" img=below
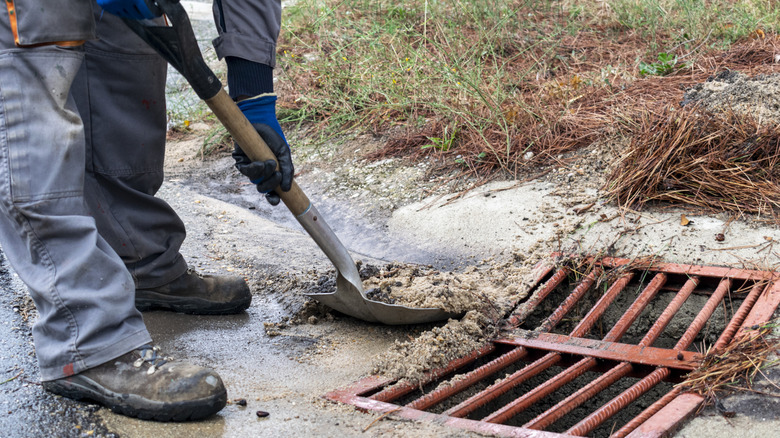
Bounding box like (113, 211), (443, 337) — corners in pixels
(135, 291), (251, 315)
(43, 377), (227, 421)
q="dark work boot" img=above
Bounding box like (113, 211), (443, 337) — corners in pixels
(43, 346), (227, 421)
(135, 269), (252, 315)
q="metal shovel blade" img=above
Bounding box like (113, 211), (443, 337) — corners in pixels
(297, 205), (457, 325)
(124, 0), (456, 325)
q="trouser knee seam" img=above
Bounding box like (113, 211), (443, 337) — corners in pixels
(12, 207), (85, 368)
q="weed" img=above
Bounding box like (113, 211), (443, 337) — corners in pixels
(609, 0), (780, 46)
(638, 52), (681, 76)
(423, 126), (458, 152)
(199, 124), (232, 159)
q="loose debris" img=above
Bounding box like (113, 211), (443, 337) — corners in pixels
(682, 71), (780, 125)
(372, 310), (498, 383)
(370, 255), (576, 383)
(678, 322), (780, 408)
(361, 262), (532, 314)
(364, 260), (539, 383)
(604, 106), (780, 219)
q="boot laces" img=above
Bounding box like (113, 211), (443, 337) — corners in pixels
(133, 345), (170, 375)
(186, 267), (204, 279)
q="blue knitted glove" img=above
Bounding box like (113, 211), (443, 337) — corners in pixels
(233, 94), (294, 206)
(97, 0), (161, 20)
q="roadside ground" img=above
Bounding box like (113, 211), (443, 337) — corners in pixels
(90, 121), (780, 437)
(0, 2), (778, 437)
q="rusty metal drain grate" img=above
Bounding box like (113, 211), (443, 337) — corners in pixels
(325, 256), (780, 437)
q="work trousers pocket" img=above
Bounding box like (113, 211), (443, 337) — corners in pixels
(0, 48), (86, 203)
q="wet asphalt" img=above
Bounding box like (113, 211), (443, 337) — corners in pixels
(0, 252), (114, 438)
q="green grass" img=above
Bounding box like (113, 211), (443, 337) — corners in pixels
(609, 0), (780, 48)
(270, 0), (780, 172)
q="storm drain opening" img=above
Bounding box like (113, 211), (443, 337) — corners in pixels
(325, 256), (780, 437)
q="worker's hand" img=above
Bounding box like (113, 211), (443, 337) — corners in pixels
(234, 94), (294, 206)
(97, 0), (162, 20)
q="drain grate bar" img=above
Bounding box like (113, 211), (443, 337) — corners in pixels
(368, 344), (495, 403)
(406, 346), (529, 411)
(445, 351), (561, 419)
(604, 273), (667, 341)
(563, 277), (736, 435)
(521, 277), (730, 430)
(464, 272), (666, 423)
(597, 257), (771, 281)
(626, 392), (704, 438)
(331, 394), (582, 438)
(504, 267), (570, 328)
(614, 386), (682, 438)
(570, 367), (673, 436)
(483, 272), (669, 424)
(496, 332), (701, 369)
(538, 268), (601, 332)
(525, 361), (635, 430)
(639, 276), (700, 349)
(442, 271), (632, 419)
(740, 277), (780, 330)
(570, 273), (635, 336)
(560, 275), (704, 435)
(326, 257), (780, 437)
(675, 278), (731, 349)
(623, 279), (780, 438)
(712, 281), (766, 350)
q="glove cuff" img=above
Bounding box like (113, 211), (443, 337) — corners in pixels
(236, 95), (288, 145)
(226, 57), (274, 100)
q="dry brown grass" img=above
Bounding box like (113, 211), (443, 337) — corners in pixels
(279, 2), (780, 216)
(367, 35), (780, 182)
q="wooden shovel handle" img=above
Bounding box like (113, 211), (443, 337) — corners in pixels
(205, 89), (311, 216)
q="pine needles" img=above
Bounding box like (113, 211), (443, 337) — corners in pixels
(604, 106), (780, 221)
(678, 323), (780, 404)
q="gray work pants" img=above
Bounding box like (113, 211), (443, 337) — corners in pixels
(0, 5), (154, 380)
(0, 0), (280, 381)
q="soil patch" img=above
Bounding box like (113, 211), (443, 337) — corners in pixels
(371, 310), (497, 383)
(683, 71), (780, 125)
(366, 258), (555, 383)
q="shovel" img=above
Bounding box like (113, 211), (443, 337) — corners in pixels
(123, 0), (456, 324)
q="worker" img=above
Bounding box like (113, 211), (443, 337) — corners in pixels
(0, 0), (292, 421)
